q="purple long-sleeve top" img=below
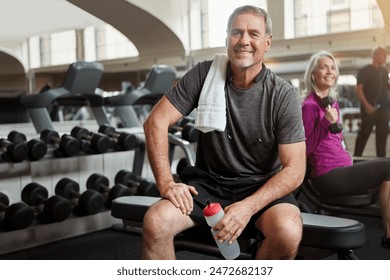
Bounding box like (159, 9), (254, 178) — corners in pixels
(301, 92), (352, 178)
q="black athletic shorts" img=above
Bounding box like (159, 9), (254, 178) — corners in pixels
(180, 166), (299, 237)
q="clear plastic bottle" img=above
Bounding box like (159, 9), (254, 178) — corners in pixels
(203, 200), (240, 260)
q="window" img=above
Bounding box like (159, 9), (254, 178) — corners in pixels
(95, 25), (138, 61)
(288, 0), (383, 38)
(29, 25), (138, 67)
(50, 30), (76, 65)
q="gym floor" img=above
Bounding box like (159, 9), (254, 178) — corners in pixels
(0, 213), (388, 260)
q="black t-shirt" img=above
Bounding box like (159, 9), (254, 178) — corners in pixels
(357, 64), (389, 108)
(166, 60), (305, 181)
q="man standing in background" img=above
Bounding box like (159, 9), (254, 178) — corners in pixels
(354, 47), (389, 157)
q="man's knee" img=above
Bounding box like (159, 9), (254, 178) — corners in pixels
(143, 200), (194, 239)
(143, 202), (173, 238)
(280, 222), (302, 250)
(256, 205), (302, 258)
(259, 222), (302, 259)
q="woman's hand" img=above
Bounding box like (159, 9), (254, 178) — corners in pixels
(325, 105), (339, 123)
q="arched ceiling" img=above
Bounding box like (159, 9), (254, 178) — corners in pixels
(377, 0), (390, 33)
(0, 0), (105, 43)
(68, 0), (185, 58)
(0, 0), (185, 67)
(0, 51), (24, 75)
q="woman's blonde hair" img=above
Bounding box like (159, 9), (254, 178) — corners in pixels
(303, 50), (339, 100)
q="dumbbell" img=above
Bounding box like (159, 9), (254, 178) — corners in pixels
(176, 157), (189, 177)
(114, 169), (140, 188)
(172, 157), (191, 183)
(137, 178), (160, 197)
(40, 129), (80, 157)
(169, 117), (198, 143)
(115, 170), (160, 197)
(70, 126), (111, 154)
(0, 138), (29, 162)
(86, 173), (137, 208)
(78, 139), (91, 154)
(0, 192), (34, 230)
(21, 182), (72, 223)
(7, 130), (47, 161)
(55, 177), (105, 215)
(319, 96), (343, 134)
(98, 125), (141, 151)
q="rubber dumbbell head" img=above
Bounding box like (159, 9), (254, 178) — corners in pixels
(0, 139), (29, 162)
(40, 129), (80, 157)
(8, 130), (47, 161)
(7, 130), (27, 143)
(169, 120), (198, 143)
(71, 126), (110, 154)
(22, 182), (72, 223)
(176, 157), (189, 177)
(137, 178), (160, 197)
(98, 125), (116, 136)
(181, 123), (198, 143)
(0, 192), (34, 230)
(319, 96), (333, 108)
(55, 178), (104, 215)
(87, 173), (110, 193)
(105, 183), (137, 208)
(98, 125), (140, 151)
(178, 116), (195, 126)
(86, 172), (137, 208)
(329, 123), (343, 133)
(114, 170), (139, 188)
(27, 139), (48, 160)
(79, 189), (105, 215)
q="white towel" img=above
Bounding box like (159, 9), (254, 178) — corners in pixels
(195, 53), (228, 133)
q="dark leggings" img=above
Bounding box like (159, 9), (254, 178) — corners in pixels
(311, 158), (390, 196)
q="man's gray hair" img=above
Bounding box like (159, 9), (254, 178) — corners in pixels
(227, 5), (272, 35)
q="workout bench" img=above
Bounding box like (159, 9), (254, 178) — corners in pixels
(296, 175), (380, 218)
(111, 196), (366, 260)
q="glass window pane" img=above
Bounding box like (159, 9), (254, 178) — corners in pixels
(96, 25), (138, 60)
(290, 0), (383, 38)
(50, 30), (76, 65)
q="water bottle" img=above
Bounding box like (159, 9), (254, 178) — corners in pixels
(203, 200), (240, 260)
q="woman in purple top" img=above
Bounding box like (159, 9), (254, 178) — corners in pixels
(301, 50), (390, 248)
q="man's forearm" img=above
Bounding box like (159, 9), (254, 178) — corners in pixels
(244, 164), (304, 215)
(144, 122), (175, 191)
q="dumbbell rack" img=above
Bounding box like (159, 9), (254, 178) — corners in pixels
(0, 120), (153, 255)
(0, 210), (114, 254)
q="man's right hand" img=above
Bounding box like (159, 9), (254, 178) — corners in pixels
(160, 182), (198, 215)
(364, 103), (376, 114)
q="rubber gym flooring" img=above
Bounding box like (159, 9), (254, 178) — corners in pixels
(0, 213), (388, 260)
